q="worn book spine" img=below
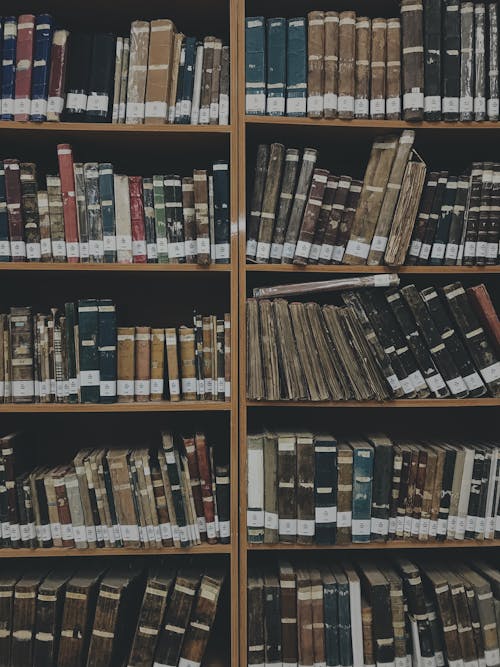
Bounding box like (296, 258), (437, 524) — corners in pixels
(179, 326), (196, 400)
(37, 191), (51, 261)
(336, 445), (353, 544)
(463, 164), (483, 265)
(307, 11), (325, 118)
(78, 299), (100, 403)
(370, 19), (386, 120)
(386, 19), (402, 119)
(73, 163), (89, 262)
(0, 163), (10, 262)
(314, 434), (337, 544)
(266, 18), (286, 116)
(477, 166), (494, 265)
(118, 37), (130, 123)
(417, 171), (449, 264)
(282, 148), (318, 261)
(150, 329), (165, 401)
(297, 433), (315, 544)
(153, 174), (169, 263)
(247, 434), (264, 543)
(424, 0), (442, 120)
(126, 21), (150, 124)
(270, 148), (300, 262)
(1, 18), (17, 120)
(369, 438), (393, 540)
(278, 434), (297, 543)
(14, 14), (35, 121)
(256, 143), (285, 263)
(324, 12), (339, 118)
(84, 162), (104, 263)
(111, 37), (123, 123)
(4, 160), (25, 261)
(128, 176), (147, 263)
(10, 307), (34, 403)
(213, 161), (230, 263)
(134, 326), (151, 402)
(330, 179), (362, 264)
(20, 163), (41, 262)
(486, 164), (500, 265)
(354, 17), (371, 120)
(64, 32), (92, 122)
(459, 2), (474, 120)
(467, 284), (500, 356)
(294, 168), (329, 265)
(488, 4), (500, 120)
(145, 19), (173, 124)
(219, 45), (230, 125)
(57, 144), (80, 262)
(475, 4), (487, 121)
(445, 176), (469, 265)
(261, 432), (278, 544)
(246, 144), (269, 261)
(97, 299), (116, 404)
(86, 32), (116, 123)
(309, 174), (338, 263)
(286, 17), (307, 116)
(442, 0), (460, 121)
(193, 170), (210, 265)
(47, 29), (69, 121)
(338, 12), (356, 119)
(30, 14), (53, 121)
(430, 176), (459, 264)
(401, 0), (424, 121)
(351, 443), (374, 543)
(198, 36), (214, 124)
(117, 328), (135, 403)
(98, 163), (117, 262)
(165, 327), (180, 401)
(317, 176), (351, 264)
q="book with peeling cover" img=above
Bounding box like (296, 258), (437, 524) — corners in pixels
(247, 570), (265, 667)
(0, 567), (21, 665)
(263, 569), (281, 665)
(263, 431), (279, 544)
(278, 432), (297, 543)
(11, 567), (48, 666)
(314, 433), (337, 545)
(351, 439), (374, 543)
(33, 568), (73, 665)
(296, 431), (315, 544)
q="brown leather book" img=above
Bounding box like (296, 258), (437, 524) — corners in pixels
(386, 19), (402, 119)
(106, 448), (139, 547)
(209, 39), (223, 124)
(165, 327), (180, 401)
(195, 432), (217, 543)
(150, 464), (173, 546)
(318, 175), (352, 264)
(296, 432), (315, 544)
(401, 0), (424, 121)
(150, 328), (165, 401)
(337, 442), (353, 544)
(324, 12), (339, 118)
(279, 562), (298, 664)
(310, 567), (326, 665)
(0, 568), (21, 664)
(182, 177), (197, 263)
(201, 316), (213, 400)
(134, 326), (151, 402)
(199, 36), (215, 125)
(354, 17), (371, 119)
(338, 12), (356, 119)
(466, 284), (500, 356)
(10, 568), (48, 666)
(296, 568), (314, 667)
(179, 326), (196, 400)
(44, 470), (62, 547)
(182, 434), (207, 541)
(294, 169), (329, 265)
(307, 11), (325, 118)
(370, 19), (387, 119)
(53, 466), (75, 548)
(117, 327), (135, 403)
(144, 19), (174, 124)
(9, 306), (34, 403)
(256, 143), (285, 264)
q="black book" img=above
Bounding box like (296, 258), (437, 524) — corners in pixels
(102, 455), (123, 547)
(424, 0), (442, 120)
(34, 471), (53, 548)
(430, 176), (458, 265)
(442, 0), (460, 121)
(400, 284), (468, 398)
(437, 446), (457, 540)
(476, 165), (494, 266)
(330, 564), (352, 667)
(486, 163), (500, 265)
(314, 434), (337, 545)
(86, 33), (116, 122)
(474, 446), (493, 539)
(407, 171), (439, 265)
(248, 571), (265, 667)
(33, 569), (73, 665)
(164, 175), (185, 263)
(397, 559), (435, 659)
(384, 288), (449, 398)
(368, 434), (393, 542)
(263, 570), (281, 665)
(418, 171), (449, 264)
(442, 282), (500, 396)
(419, 286), (487, 397)
(215, 463), (231, 544)
(463, 164), (484, 266)
(465, 447), (486, 539)
(142, 178), (157, 264)
(213, 160), (230, 264)
(63, 33), (93, 122)
(359, 561), (395, 664)
(179, 36), (197, 124)
(445, 175), (469, 265)
(321, 566), (339, 667)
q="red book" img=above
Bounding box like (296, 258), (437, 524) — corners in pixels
(128, 176), (147, 263)
(467, 284), (500, 356)
(195, 432), (217, 544)
(4, 160), (25, 261)
(56, 144), (80, 262)
(47, 29), (69, 121)
(14, 15), (36, 121)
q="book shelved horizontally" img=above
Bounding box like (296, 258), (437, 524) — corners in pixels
(238, 2), (500, 667)
(0, 0), (238, 666)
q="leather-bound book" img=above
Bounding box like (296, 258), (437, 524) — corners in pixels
(296, 432), (315, 545)
(111, 38), (123, 123)
(324, 12), (339, 118)
(351, 439), (374, 543)
(293, 168), (329, 265)
(485, 164), (500, 265)
(370, 19), (386, 120)
(198, 36), (214, 124)
(201, 316), (213, 400)
(182, 176), (197, 263)
(97, 299), (116, 403)
(443, 282), (500, 396)
(11, 568), (47, 666)
(255, 143), (285, 263)
(154, 569), (200, 666)
(401, 0), (424, 121)
(475, 5), (487, 121)
(128, 176), (146, 263)
(144, 19), (173, 124)
(337, 12), (356, 119)
(361, 596), (374, 667)
(118, 38), (130, 123)
(359, 562), (395, 666)
(247, 433), (264, 543)
(213, 161), (230, 264)
(445, 175), (469, 265)
(52, 466), (75, 547)
(164, 175), (185, 263)
(126, 21), (150, 124)
(215, 462), (231, 543)
(423, 0), (442, 120)
(65, 467), (87, 548)
(477, 166), (495, 265)
(354, 17), (371, 120)
(417, 171), (449, 264)
(150, 328), (165, 401)
(276, 432), (297, 543)
(0, 567), (21, 665)
(343, 135), (398, 264)
(448, 569), (478, 665)
(467, 284), (500, 356)
(286, 18), (307, 116)
(86, 33), (116, 122)
(330, 179), (362, 264)
(368, 129), (415, 265)
(296, 568), (314, 667)
(282, 148), (318, 261)
(378, 564), (406, 659)
(309, 174), (338, 263)
(74, 163), (89, 262)
(57, 144), (80, 262)
(193, 170), (210, 265)
(161, 433), (190, 546)
(117, 327), (135, 402)
(307, 11), (325, 118)
(64, 33), (92, 122)
(134, 326), (151, 402)
(106, 448), (140, 547)
(195, 432), (217, 543)
(1, 18), (17, 121)
(182, 434), (206, 540)
(488, 5), (499, 120)
(47, 29), (69, 121)
(0, 163), (10, 262)
(33, 568), (72, 665)
(246, 144), (269, 261)
(459, 2), (474, 121)
(367, 433), (393, 541)
(179, 326), (196, 400)
(396, 559), (434, 662)
(144, 179), (158, 261)
(165, 327), (180, 401)
(4, 160), (25, 261)
(127, 567), (175, 667)
(321, 566), (339, 667)
(314, 433), (337, 544)
(336, 442), (353, 544)
(458, 566), (500, 662)
(260, 431), (278, 543)
(266, 19), (286, 116)
(463, 164), (483, 266)
(262, 570), (281, 665)
(422, 566), (462, 664)
(153, 175), (169, 263)
(96, 163), (116, 263)
(386, 19), (401, 119)
(269, 148), (300, 263)
(14, 15), (35, 121)
(30, 14), (53, 121)
(9, 307), (34, 403)
(330, 564), (352, 667)
(78, 299), (100, 403)
(248, 570), (265, 667)
(310, 568), (325, 666)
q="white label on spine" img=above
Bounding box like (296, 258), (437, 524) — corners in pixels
(151, 379), (163, 394)
(374, 274), (392, 287)
(337, 511), (352, 527)
(410, 242), (422, 259)
(487, 243), (498, 259)
(66, 92), (87, 111)
(247, 510), (263, 527)
(52, 239), (66, 257)
(481, 362), (500, 383)
(66, 241), (79, 258)
(0, 240), (10, 257)
(371, 235), (387, 252)
(12, 381), (34, 397)
(386, 97), (401, 114)
(427, 373), (446, 393)
(287, 97), (307, 114)
(295, 240), (311, 258)
(47, 96), (64, 113)
(279, 519), (297, 535)
(475, 97), (486, 113)
(324, 93), (338, 110)
(11, 240), (26, 257)
(215, 243), (230, 260)
(80, 370), (100, 386)
(61, 523), (74, 541)
(26, 242), (41, 260)
(409, 370), (425, 390)
(447, 376), (467, 395)
(267, 96), (285, 114)
(117, 380), (134, 396)
(182, 377), (197, 394)
(121, 524), (140, 542)
(488, 99), (499, 117)
(307, 95), (323, 113)
(100, 381), (116, 397)
(431, 243), (445, 259)
(219, 520), (230, 538)
(464, 240), (476, 257)
(315, 506), (336, 523)
(50, 523), (61, 540)
(345, 239), (370, 259)
(460, 96), (473, 113)
(370, 98), (385, 116)
(86, 93), (109, 113)
(14, 98), (29, 115)
(132, 239), (146, 256)
(256, 241), (271, 260)
(338, 95), (354, 112)
(371, 517), (389, 535)
(281, 242), (295, 259)
(485, 650), (500, 667)
(443, 97), (459, 113)
(403, 91), (424, 109)
(89, 239), (104, 257)
(1, 99), (14, 115)
(116, 234), (132, 250)
(135, 380), (150, 395)
(197, 237), (210, 254)
(445, 243), (458, 260)
(425, 95), (441, 112)
(355, 98), (369, 116)
(246, 238), (257, 256)
(168, 242), (184, 259)
(477, 240), (488, 258)
(145, 101), (168, 118)
(264, 512), (279, 530)
(419, 242), (431, 260)
(298, 519), (315, 536)
(169, 379), (180, 396)
(31, 98), (47, 116)
(79, 242), (89, 259)
(104, 235), (116, 251)
(352, 519), (370, 536)
(219, 94), (229, 122)
(246, 93), (266, 114)
(126, 101), (144, 118)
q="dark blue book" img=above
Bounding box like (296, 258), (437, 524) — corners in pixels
(179, 36), (196, 123)
(30, 14), (54, 121)
(1, 17), (17, 120)
(78, 298), (100, 403)
(286, 18), (307, 116)
(322, 566), (340, 667)
(351, 439), (374, 543)
(0, 162), (10, 261)
(97, 299), (117, 404)
(314, 433), (337, 544)
(98, 163), (116, 262)
(245, 17), (266, 114)
(213, 160), (230, 264)
(266, 18), (286, 116)
(331, 564), (352, 667)
(86, 33), (116, 123)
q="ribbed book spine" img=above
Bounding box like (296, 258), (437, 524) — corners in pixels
(386, 19), (401, 119)
(338, 12), (356, 119)
(460, 2), (474, 121)
(20, 163), (41, 262)
(142, 178), (157, 263)
(78, 299), (100, 403)
(442, 0), (460, 121)
(1, 18), (17, 120)
(370, 19), (386, 120)
(354, 17), (371, 120)
(84, 162), (104, 263)
(351, 443), (374, 543)
(213, 161), (230, 264)
(401, 0), (424, 121)
(324, 12), (339, 118)
(475, 4), (487, 121)
(307, 11), (325, 118)
(0, 163), (10, 261)
(314, 434), (337, 544)
(4, 160), (25, 261)
(129, 176), (147, 263)
(47, 29), (69, 121)
(488, 4), (499, 120)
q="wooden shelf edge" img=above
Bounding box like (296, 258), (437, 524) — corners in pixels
(245, 115), (500, 130)
(0, 262), (233, 272)
(246, 540), (500, 551)
(0, 401), (231, 413)
(246, 264), (500, 274)
(0, 120), (232, 134)
(0, 544), (232, 558)
(246, 398), (500, 408)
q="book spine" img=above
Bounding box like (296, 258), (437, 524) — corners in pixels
(324, 12), (339, 118)
(97, 299), (116, 404)
(10, 307), (34, 403)
(266, 18), (286, 116)
(37, 191), (52, 261)
(246, 17), (266, 114)
(150, 328), (165, 400)
(14, 14), (35, 121)
(401, 0), (424, 121)
(4, 160), (25, 261)
(213, 161), (230, 264)
(430, 176), (458, 264)
(165, 327), (180, 401)
(330, 179), (362, 264)
(246, 144), (269, 261)
(370, 19), (386, 120)
(30, 14), (53, 121)
(84, 162), (104, 263)
(352, 446), (374, 543)
(286, 17), (307, 116)
(47, 29), (69, 121)
(142, 178), (157, 263)
(193, 170), (210, 264)
(181, 176), (197, 263)
(20, 163), (41, 262)
(445, 175), (469, 265)
(165, 174), (185, 263)
(386, 19), (402, 119)
(47, 175), (66, 262)
(307, 11), (325, 118)
(418, 171), (448, 264)
(475, 4), (487, 121)
(98, 163), (117, 262)
(338, 12), (356, 119)
(354, 17), (371, 120)
(126, 20), (150, 124)
(314, 436), (337, 544)
(442, 0), (460, 121)
(488, 4), (499, 120)
(309, 174), (338, 263)
(282, 148), (318, 261)
(0, 163), (10, 262)
(297, 435), (315, 544)
(134, 326), (151, 402)
(459, 2), (474, 120)
(129, 176), (147, 263)
(153, 175), (169, 262)
(85, 33), (116, 122)
(117, 327), (135, 402)
(463, 165), (483, 265)
(118, 38), (130, 123)
(293, 168), (329, 265)
(111, 37), (123, 123)
(336, 448), (353, 544)
(180, 36), (196, 123)
(219, 45), (230, 125)
(78, 298), (100, 403)
(64, 302), (78, 402)
(424, 0), (442, 120)
(198, 35), (213, 125)
(74, 163), (89, 262)
(144, 19), (173, 124)
(477, 165), (494, 265)
(1, 18), (17, 120)
(486, 164), (500, 264)
(57, 144), (80, 262)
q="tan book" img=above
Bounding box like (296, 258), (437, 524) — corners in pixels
(370, 19), (387, 119)
(165, 327), (180, 401)
(134, 326), (151, 402)
(107, 448), (140, 547)
(150, 328), (165, 401)
(307, 11), (325, 118)
(168, 31), (184, 123)
(386, 19), (402, 119)
(354, 17), (371, 119)
(126, 20), (150, 124)
(323, 12), (339, 118)
(338, 11), (356, 118)
(179, 326), (196, 400)
(117, 327), (135, 403)
(145, 19), (174, 124)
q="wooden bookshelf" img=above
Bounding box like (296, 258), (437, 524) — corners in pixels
(0, 544), (232, 557)
(0, 262), (233, 272)
(0, 401), (231, 413)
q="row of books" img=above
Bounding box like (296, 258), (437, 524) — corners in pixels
(0, 301), (231, 404)
(0, 561), (224, 667)
(0, 431), (230, 549)
(246, 133), (500, 268)
(0, 15), (229, 125)
(0, 145), (230, 265)
(247, 278), (500, 401)
(245, 2), (500, 122)
(247, 432), (500, 545)
(247, 558), (500, 667)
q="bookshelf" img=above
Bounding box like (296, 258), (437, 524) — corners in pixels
(0, 0), (239, 666)
(237, 2), (500, 667)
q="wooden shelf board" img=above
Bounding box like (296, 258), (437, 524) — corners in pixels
(247, 540), (500, 551)
(245, 115), (500, 130)
(0, 544), (232, 558)
(0, 262), (232, 273)
(0, 401), (230, 413)
(0, 120), (232, 135)
(246, 399), (500, 408)
(246, 264), (500, 274)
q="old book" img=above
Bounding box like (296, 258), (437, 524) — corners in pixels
(467, 284), (500, 356)
(198, 36), (214, 124)
(336, 442), (353, 544)
(445, 175), (469, 265)
(488, 4), (500, 120)
(4, 160), (25, 261)
(246, 144), (269, 261)
(47, 29), (69, 121)
(368, 434), (393, 541)
(248, 570), (265, 667)
(442, 0), (460, 121)
(351, 439), (374, 543)
(331, 179), (363, 264)
(401, 0), (424, 121)
(116, 327), (135, 402)
(459, 2), (474, 120)
(144, 19), (174, 124)
(266, 18), (286, 116)
(20, 163), (40, 261)
(475, 4), (487, 121)
(323, 12), (339, 118)
(262, 431), (279, 543)
(86, 33), (115, 123)
(11, 568), (47, 666)
(126, 21), (150, 124)
(118, 38), (130, 123)
(338, 12), (356, 118)
(370, 19), (386, 119)
(296, 432), (315, 545)
(293, 168), (329, 265)
(424, 0), (442, 120)
(307, 11), (325, 118)
(386, 19), (401, 119)
(309, 174), (338, 263)
(314, 433), (337, 545)
(33, 569), (72, 665)
(354, 17), (371, 119)
(193, 170), (210, 265)
(14, 14), (35, 122)
(256, 143), (285, 263)
(318, 175), (351, 264)
(58, 144), (80, 262)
